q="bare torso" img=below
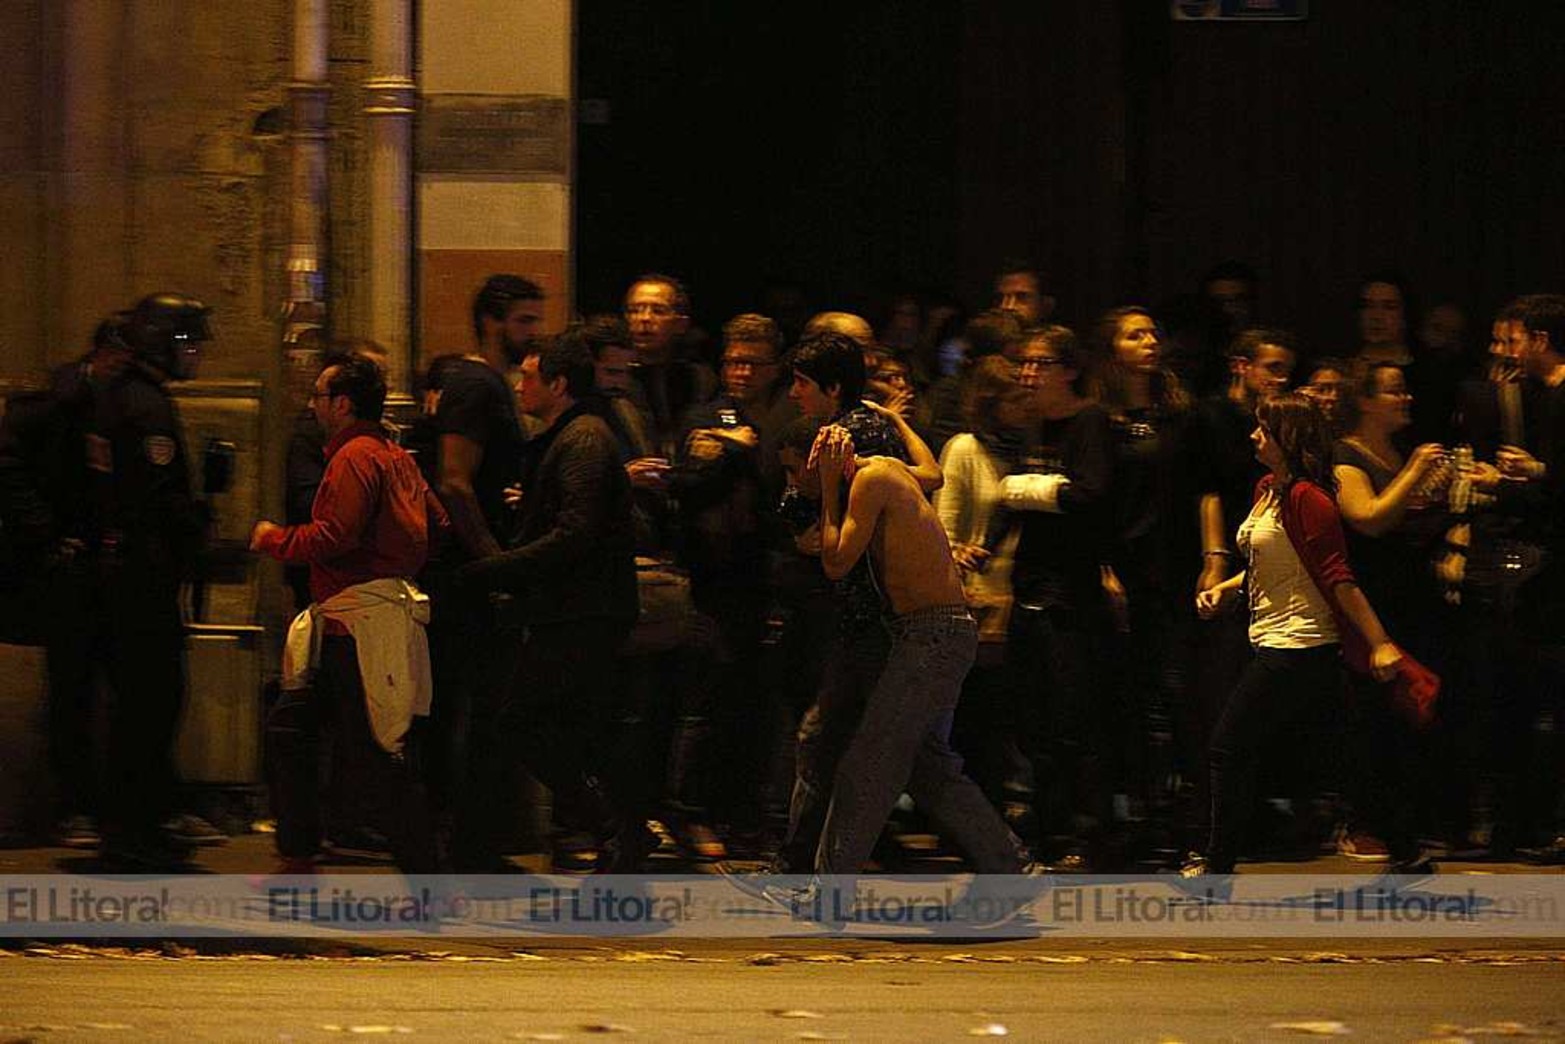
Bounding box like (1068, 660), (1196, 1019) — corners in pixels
(856, 457), (966, 616)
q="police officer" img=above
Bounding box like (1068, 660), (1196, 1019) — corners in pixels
(0, 293), (212, 868)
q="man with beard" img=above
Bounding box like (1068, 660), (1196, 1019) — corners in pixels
(434, 275), (539, 559)
(425, 275), (538, 848)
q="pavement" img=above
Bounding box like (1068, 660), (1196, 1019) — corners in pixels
(3, 829), (1563, 1041)
(1, 829), (1561, 957)
(3, 948), (1564, 1042)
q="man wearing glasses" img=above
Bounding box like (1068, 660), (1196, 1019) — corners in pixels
(623, 274), (717, 464)
(665, 315), (787, 853)
(252, 354), (448, 874)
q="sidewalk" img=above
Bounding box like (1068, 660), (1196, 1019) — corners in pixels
(1, 831), (1561, 958)
(3, 828), (1560, 877)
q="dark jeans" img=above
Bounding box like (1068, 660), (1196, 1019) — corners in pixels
(816, 606), (1025, 876)
(693, 581), (771, 830)
(45, 558), (183, 846)
(1344, 672), (1422, 862)
(266, 634), (437, 873)
(424, 591), (521, 820)
(775, 620), (889, 873)
(1184, 613), (1253, 846)
(1003, 602), (1107, 841)
(453, 618), (630, 871)
(1204, 644), (1343, 872)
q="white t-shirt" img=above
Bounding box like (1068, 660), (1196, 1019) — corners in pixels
(1236, 490), (1339, 649)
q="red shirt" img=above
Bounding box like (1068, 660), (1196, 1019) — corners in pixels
(257, 420), (449, 604)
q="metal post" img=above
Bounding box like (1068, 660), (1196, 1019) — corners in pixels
(284, 0), (330, 352)
(364, 0), (417, 397)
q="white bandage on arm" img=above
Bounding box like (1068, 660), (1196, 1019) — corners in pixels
(999, 473), (1071, 513)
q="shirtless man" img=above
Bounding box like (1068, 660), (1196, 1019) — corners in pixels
(778, 416), (1030, 878)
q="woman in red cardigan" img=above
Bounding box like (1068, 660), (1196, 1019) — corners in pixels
(1182, 393), (1412, 877)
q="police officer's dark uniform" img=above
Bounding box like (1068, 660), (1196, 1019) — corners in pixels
(0, 294), (211, 867)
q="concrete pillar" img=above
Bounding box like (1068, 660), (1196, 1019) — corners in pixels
(416, 0), (574, 367)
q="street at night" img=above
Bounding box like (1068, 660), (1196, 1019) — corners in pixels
(2, 937), (1563, 1042)
(6, 2), (1565, 1039)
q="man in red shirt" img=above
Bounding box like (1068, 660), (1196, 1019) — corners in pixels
(252, 353), (449, 873)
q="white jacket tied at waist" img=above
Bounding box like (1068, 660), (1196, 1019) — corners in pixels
(281, 578), (433, 755)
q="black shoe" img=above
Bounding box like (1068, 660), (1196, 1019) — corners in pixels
(100, 834), (195, 872)
(1001, 800), (1038, 846)
(604, 820), (656, 874)
(324, 825), (389, 855)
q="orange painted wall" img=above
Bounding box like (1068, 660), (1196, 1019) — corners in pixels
(418, 248), (570, 371)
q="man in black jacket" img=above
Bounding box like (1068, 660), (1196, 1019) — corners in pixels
(0, 294), (211, 868)
(451, 333), (639, 871)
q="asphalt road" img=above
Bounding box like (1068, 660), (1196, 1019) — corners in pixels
(2, 942), (1562, 1042)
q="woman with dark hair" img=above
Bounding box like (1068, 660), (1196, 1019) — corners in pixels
(932, 355), (1035, 818)
(935, 356), (1033, 586)
(1088, 306), (1196, 855)
(993, 326), (1115, 867)
(1300, 357), (1350, 436)
(1331, 361), (1450, 864)
(1184, 394), (1409, 877)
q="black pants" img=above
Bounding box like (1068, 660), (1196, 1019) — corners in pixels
(1003, 602), (1108, 842)
(266, 634), (437, 873)
(453, 618), (630, 871)
(1205, 644), (1343, 872)
(423, 589), (521, 821)
(1343, 672), (1422, 862)
(45, 558), (183, 847)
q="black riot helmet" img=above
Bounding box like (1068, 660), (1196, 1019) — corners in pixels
(123, 292), (213, 380)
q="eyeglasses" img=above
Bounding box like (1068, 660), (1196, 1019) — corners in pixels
(626, 303), (678, 319)
(722, 357), (776, 369)
(1020, 358), (1066, 368)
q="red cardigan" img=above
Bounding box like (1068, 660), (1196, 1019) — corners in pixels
(1253, 475), (1369, 673)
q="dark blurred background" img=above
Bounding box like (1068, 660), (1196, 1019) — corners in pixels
(577, 1), (1565, 352)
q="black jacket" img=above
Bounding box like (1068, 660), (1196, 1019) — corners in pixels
(458, 403), (638, 627)
(1, 360), (201, 576)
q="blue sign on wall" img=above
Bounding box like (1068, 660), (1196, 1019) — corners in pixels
(1172, 0), (1308, 20)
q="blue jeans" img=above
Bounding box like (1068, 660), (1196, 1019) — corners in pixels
(777, 620), (889, 873)
(815, 606), (1027, 875)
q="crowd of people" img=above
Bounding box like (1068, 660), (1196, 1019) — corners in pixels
(7, 263), (1564, 877)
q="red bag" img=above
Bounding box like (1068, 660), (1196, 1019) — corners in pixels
(1389, 652), (1441, 729)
